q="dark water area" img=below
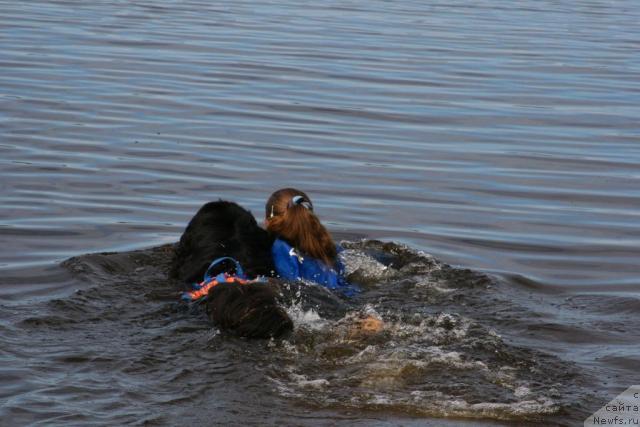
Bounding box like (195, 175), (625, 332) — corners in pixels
(1, 0), (639, 425)
(0, 242), (597, 425)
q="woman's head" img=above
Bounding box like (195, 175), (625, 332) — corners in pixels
(265, 188), (337, 266)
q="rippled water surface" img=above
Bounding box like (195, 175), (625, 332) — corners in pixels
(1, 0), (639, 425)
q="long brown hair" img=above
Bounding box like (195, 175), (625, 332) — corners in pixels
(265, 188), (337, 266)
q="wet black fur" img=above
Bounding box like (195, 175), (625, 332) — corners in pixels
(170, 200), (275, 284)
(206, 282), (293, 338)
(170, 200), (291, 338)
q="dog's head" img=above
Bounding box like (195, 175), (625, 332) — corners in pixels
(170, 200), (275, 283)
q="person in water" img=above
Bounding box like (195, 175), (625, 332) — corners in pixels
(264, 188), (381, 334)
(170, 188), (379, 338)
(264, 188), (357, 296)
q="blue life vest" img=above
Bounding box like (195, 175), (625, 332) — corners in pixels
(271, 238), (358, 297)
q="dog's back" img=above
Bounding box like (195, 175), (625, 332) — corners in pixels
(206, 281), (293, 338)
(170, 200), (275, 284)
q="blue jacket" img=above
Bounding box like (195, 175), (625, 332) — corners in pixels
(271, 238), (358, 296)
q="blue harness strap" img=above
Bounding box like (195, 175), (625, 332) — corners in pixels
(203, 257), (246, 282)
(182, 257), (254, 302)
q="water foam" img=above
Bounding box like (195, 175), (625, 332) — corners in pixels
(263, 241), (574, 422)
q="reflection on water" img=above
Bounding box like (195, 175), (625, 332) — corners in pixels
(1, 0), (639, 424)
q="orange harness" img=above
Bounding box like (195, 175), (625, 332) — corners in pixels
(182, 273), (253, 301)
(180, 257), (263, 302)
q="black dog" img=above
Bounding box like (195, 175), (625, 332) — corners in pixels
(170, 200), (292, 338)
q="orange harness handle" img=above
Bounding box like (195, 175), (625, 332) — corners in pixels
(181, 273), (253, 301)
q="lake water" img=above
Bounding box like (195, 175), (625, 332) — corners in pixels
(1, 0), (639, 425)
